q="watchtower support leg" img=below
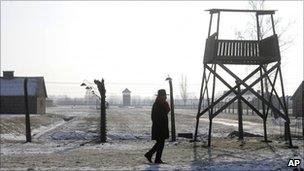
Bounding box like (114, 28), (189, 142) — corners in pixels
(194, 64), (214, 141)
(194, 118), (200, 142)
(236, 80), (244, 140)
(262, 118), (268, 142)
(208, 118), (213, 146)
(260, 67), (268, 142)
(208, 64), (217, 147)
(194, 67), (206, 141)
(278, 66), (293, 147)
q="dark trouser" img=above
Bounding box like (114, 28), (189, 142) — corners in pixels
(146, 139), (165, 162)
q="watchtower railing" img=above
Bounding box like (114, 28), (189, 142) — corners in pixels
(204, 34), (281, 65)
(217, 40), (259, 58)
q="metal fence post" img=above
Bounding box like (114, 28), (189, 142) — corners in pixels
(94, 79), (107, 143)
(166, 76), (176, 141)
(24, 78), (31, 142)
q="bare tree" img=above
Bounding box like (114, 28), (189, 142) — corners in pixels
(180, 75), (188, 106)
(235, 0), (295, 119)
(234, 0), (295, 80)
(235, 0), (294, 53)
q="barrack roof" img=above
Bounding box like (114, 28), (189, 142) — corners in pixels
(0, 77), (47, 97)
(206, 9), (276, 14)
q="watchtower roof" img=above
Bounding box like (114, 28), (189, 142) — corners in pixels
(206, 9), (276, 14)
(122, 88), (131, 94)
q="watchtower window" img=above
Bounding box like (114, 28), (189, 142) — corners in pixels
(219, 13), (254, 40)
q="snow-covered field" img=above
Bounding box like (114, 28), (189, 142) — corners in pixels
(0, 105), (303, 170)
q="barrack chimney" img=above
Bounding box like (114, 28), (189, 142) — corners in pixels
(3, 71), (14, 79)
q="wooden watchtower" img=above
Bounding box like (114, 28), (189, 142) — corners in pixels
(122, 88), (131, 106)
(194, 9), (294, 147)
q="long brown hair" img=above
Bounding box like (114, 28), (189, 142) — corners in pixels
(155, 96), (170, 113)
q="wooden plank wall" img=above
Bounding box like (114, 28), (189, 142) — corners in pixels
(216, 40), (260, 58)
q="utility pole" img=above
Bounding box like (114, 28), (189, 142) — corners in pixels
(24, 78), (31, 142)
(166, 76), (176, 141)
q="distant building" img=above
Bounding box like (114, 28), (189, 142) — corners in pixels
(221, 89), (261, 113)
(46, 98), (55, 107)
(291, 81), (303, 117)
(122, 88), (131, 106)
(222, 89), (257, 101)
(0, 71), (47, 114)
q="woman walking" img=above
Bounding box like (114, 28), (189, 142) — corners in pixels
(144, 89), (170, 164)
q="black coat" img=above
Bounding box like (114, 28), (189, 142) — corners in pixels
(151, 99), (170, 140)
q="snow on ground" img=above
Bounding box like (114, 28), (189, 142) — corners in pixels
(0, 106), (303, 170)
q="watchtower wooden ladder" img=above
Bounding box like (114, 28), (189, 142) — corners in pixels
(194, 9), (294, 147)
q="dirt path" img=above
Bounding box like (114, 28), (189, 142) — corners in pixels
(32, 120), (66, 139)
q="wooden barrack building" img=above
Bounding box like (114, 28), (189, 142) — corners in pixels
(0, 71), (47, 114)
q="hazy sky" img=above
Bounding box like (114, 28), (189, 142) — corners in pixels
(1, 1), (303, 98)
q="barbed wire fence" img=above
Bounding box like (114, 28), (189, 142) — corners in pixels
(44, 80), (302, 139)
(1, 80), (302, 143)
(45, 80), (202, 107)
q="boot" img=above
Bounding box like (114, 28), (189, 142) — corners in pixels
(144, 153), (152, 163)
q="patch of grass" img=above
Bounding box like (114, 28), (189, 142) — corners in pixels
(0, 114), (62, 134)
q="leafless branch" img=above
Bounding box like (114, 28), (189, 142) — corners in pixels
(179, 75), (188, 105)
